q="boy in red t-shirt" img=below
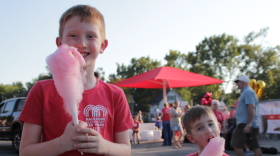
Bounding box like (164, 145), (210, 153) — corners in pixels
(132, 115), (140, 144)
(183, 106), (229, 156)
(18, 5), (133, 156)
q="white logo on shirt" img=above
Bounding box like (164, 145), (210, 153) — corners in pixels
(83, 105), (108, 131)
(165, 109), (170, 114)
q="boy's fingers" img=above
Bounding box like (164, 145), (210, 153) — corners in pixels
(77, 128), (99, 136)
(74, 142), (97, 149)
(78, 148), (96, 153)
(78, 121), (88, 128)
(73, 135), (98, 142)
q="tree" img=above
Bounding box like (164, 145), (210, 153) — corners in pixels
(236, 28), (280, 100)
(26, 73), (52, 91)
(164, 50), (187, 70)
(184, 34), (240, 103)
(186, 34), (239, 80)
(0, 82), (26, 101)
(107, 56), (162, 105)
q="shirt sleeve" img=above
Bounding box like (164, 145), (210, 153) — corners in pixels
(19, 82), (44, 126)
(114, 89), (134, 132)
(169, 108), (175, 116)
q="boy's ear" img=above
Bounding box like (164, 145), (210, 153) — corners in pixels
(99, 39), (108, 54)
(56, 37), (62, 47)
(218, 122), (221, 131)
(186, 134), (196, 144)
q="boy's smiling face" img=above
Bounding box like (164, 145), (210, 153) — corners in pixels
(56, 16), (108, 70)
(187, 114), (220, 152)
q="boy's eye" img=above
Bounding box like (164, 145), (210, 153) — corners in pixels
(70, 34), (77, 37)
(197, 126), (203, 131)
(88, 35), (96, 39)
(209, 122), (214, 126)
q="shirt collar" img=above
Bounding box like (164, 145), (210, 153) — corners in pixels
(241, 86), (249, 92)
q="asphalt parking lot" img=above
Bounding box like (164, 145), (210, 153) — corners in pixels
(1, 139), (280, 156)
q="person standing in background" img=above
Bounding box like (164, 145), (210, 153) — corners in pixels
(155, 116), (161, 130)
(161, 102), (172, 146)
(138, 110), (143, 123)
(211, 100), (225, 134)
(132, 115), (140, 144)
(231, 75), (262, 156)
(169, 100), (183, 149)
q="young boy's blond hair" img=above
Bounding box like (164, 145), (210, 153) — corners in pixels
(59, 5), (106, 41)
(183, 105), (216, 134)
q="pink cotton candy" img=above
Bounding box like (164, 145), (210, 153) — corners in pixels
(200, 137), (225, 156)
(46, 44), (86, 125)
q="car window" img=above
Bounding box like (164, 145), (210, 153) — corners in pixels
(15, 100), (26, 111)
(0, 103), (4, 113)
(3, 101), (15, 114)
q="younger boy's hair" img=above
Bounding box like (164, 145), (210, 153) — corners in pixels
(59, 5), (106, 41)
(183, 105), (215, 134)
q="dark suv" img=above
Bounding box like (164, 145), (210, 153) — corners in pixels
(0, 97), (26, 154)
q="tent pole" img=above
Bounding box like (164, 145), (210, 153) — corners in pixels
(163, 80), (167, 103)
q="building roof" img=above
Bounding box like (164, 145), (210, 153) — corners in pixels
(149, 89), (172, 105)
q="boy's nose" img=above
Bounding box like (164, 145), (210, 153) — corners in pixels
(76, 37), (86, 48)
(205, 126), (212, 134)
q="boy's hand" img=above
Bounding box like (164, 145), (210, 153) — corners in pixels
(59, 121), (88, 152)
(73, 128), (109, 155)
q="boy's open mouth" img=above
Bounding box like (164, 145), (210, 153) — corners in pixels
(80, 52), (90, 57)
(208, 136), (215, 142)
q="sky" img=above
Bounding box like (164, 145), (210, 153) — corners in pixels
(1, 0), (279, 93)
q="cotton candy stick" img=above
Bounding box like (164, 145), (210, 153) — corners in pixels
(46, 44), (86, 154)
(200, 137), (225, 156)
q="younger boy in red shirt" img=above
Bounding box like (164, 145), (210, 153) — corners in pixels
(19, 5), (133, 156)
(183, 106), (229, 156)
(132, 115), (140, 144)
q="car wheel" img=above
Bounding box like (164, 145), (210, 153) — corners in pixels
(12, 128), (22, 154)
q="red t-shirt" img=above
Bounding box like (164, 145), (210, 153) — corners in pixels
(132, 121), (140, 131)
(161, 107), (171, 121)
(212, 110), (224, 125)
(187, 152), (229, 156)
(19, 79), (133, 156)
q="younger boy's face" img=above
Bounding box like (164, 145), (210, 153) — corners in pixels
(187, 114), (220, 151)
(56, 16), (108, 70)
(134, 117), (138, 121)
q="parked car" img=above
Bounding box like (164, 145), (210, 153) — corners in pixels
(0, 97), (26, 154)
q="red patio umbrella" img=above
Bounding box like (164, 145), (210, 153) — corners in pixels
(114, 66), (223, 103)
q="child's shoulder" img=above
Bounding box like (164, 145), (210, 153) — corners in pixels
(32, 79), (55, 90)
(98, 79), (124, 93)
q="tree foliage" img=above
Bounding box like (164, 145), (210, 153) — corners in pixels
(26, 73), (52, 91)
(107, 56), (162, 106)
(0, 82), (26, 101)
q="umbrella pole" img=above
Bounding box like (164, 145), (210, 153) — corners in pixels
(163, 80), (167, 103)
